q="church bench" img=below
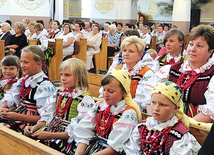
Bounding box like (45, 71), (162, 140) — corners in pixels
(0, 124), (63, 155)
(150, 35), (156, 50)
(88, 73), (103, 98)
(0, 40), (5, 61)
(72, 38), (87, 63)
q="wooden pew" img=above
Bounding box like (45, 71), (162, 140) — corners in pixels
(28, 39), (38, 46)
(88, 73), (103, 98)
(72, 38), (87, 63)
(0, 40), (5, 61)
(150, 36), (156, 50)
(48, 39), (63, 82)
(94, 37), (108, 74)
(0, 124), (63, 155)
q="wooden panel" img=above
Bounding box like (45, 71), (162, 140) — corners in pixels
(48, 39), (63, 82)
(88, 73), (103, 98)
(28, 39), (38, 46)
(95, 37), (108, 73)
(0, 125), (63, 155)
(150, 36), (156, 50)
(72, 38), (87, 63)
(0, 40), (5, 61)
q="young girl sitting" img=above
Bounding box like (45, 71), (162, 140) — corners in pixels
(24, 58), (95, 154)
(74, 69), (142, 155)
(0, 55), (20, 106)
(124, 80), (201, 155)
(0, 45), (56, 133)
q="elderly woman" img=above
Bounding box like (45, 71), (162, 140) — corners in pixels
(0, 22), (12, 46)
(150, 24), (214, 123)
(107, 24), (121, 57)
(57, 23), (75, 59)
(152, 28), (186, 72)
(86, 24), (102, 71)
(108, 30), (153, 72)
(5, 22), (28, 58)
(100, 36), (154, 112)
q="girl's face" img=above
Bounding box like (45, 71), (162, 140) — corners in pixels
(60, 67), (75, 89)
(2, 66), (19, 79)
(165, 34), (183, 55)
(75, 24), (80, 31)
(150, 93), (177, 123)
(102, 78), (126, 105)
(186, 36), (213, 68)
(122, 44), (142, 68)
(52, 22), (59, 30)
(20, 52), (42, 76)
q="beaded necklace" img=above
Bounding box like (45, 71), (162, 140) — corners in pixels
(56, 89), (73, 118)
(0, 77), (17, 92)
(177, 70), (201, 91)
(140, 125), (172, 155)
(96, 106), (116, 138)
(19, 77), (32, 102)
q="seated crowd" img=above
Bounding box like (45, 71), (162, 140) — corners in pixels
(0, 17), (214, 155)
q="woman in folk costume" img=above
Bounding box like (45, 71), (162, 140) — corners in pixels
(24, 58), (95, 154)
(124, 80), (203, 155)
(150, 24), (214, 122)
(74, 69), (142, 155)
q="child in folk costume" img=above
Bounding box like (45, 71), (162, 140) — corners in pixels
(74, 69), (142, 155)
(124, 80), (201, 155)
(24, 58), (95, 154)
(0, 46), (56, 133)
(0, 55), (20, 107)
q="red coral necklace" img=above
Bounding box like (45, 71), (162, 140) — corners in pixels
(56, 89), (73, 117)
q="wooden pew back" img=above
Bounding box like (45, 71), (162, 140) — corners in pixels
(0, 125), (64, 155)
(150, 36), (156, 50)
(0, 40), (5, 61)
(48, 39), (63, 82)
(88, 73), (103, 98)
(72, 38), (87, 63)
(94, 37), (108, 73)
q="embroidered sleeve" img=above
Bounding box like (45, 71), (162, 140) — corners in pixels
(107, 109), (138, 152)
(66, 95), (96, 143)
(134, 70), (155, 112)
(2, 78), (22, 108)
(35, 80), (56, 124)
(72, 100), (98, 145)
(108, 53), (120, 72)
(201, 76), (214, 120)
(141, 53), (154, 69)
(170, 132), (201, 155)
(123, 124), (142, 155)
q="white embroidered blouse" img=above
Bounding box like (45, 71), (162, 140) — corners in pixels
(1, 71), (56, 124)
(124, 115), (201, 155)
(73, 99), (138, 152)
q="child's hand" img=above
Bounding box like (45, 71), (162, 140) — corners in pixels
(0, 108), (9, 113)
(1, 111), (17, 121)
(31, 131), (50, 140)
(24, 126), (34, 136)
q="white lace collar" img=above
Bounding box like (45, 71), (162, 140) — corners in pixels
(24, 71), (47, 88)
(99, 99), (127, 115)
(146, 115), (178, 131)
(58, 87), (86, 98)
(166, 52), (182, 62)
(180, 58), (214, 74)
(122, 61), (145, 76)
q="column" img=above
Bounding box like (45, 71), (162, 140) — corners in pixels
(172, 0), (191, 35)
